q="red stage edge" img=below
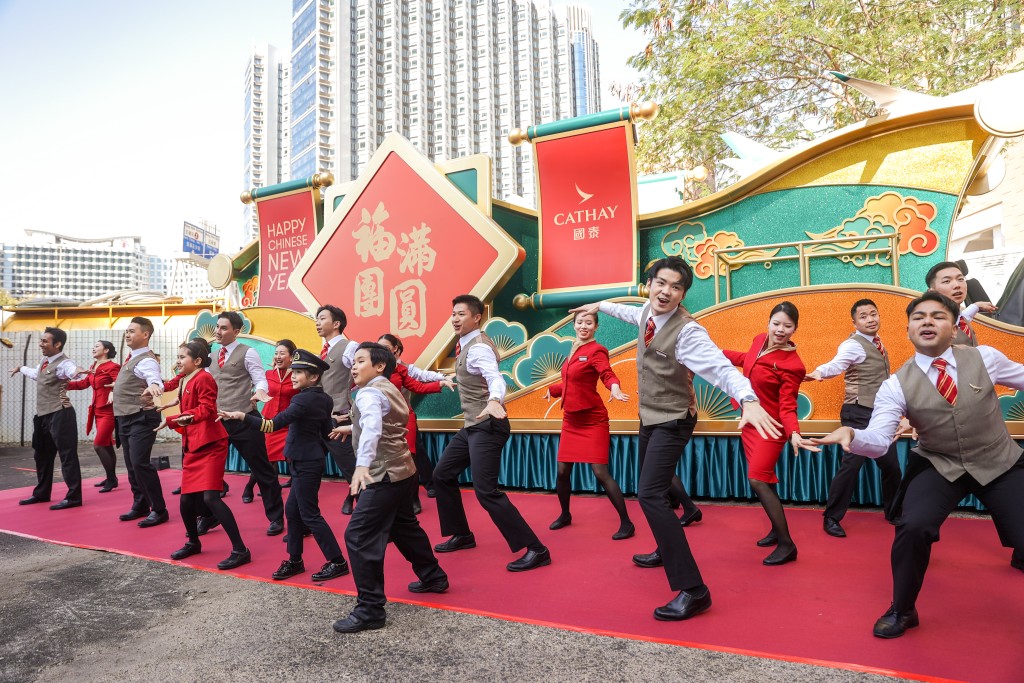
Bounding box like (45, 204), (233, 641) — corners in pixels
(0, 526), (966, 683)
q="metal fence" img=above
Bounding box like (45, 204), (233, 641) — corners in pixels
(1, 328), (192, 446)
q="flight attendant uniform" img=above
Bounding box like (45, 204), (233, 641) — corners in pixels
(167, 370), (229, 494)
(548, 340), (620, 464)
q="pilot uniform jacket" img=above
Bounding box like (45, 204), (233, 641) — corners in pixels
(245, 385), (333, 462)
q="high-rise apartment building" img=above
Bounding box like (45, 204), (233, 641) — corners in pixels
(565, 4), (600, 116)
(242, 43), (290, 241)
(285, 0), (601, 201)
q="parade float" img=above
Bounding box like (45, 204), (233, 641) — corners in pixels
(203, 73), (1024, 508)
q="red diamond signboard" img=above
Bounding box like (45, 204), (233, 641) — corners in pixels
(290, 134), (525, 367)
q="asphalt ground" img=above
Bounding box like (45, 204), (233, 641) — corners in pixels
(0, 442), (913, 683)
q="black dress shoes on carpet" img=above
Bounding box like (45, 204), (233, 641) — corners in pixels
(763, 545), (797, 566)
(272, 559), (305, 580)
(341, 494), (355, 516)
(98, 481), (118, 493)
(756, 530), (778, 547)
(823, 516), (847, 538)
(49, 500), (81, 510)
(680, 508), (703, 527)
(507, 547), (551, 572)
(332, 614), (386, 633)
(171, 487), (181, 495)
(217, 548), (252, 570)
(266, 520), (285, 536)
(654, 587), (712, 621)
(312, 560), (350, 582)
(549, 514), (572, 530)
(138, 509), (170, 528)
(171, 541), (202, 560)
(612, 522), (635, 541)
(872, 606), (919, 638)
(94, 480), (106, 487)
(632, 550), (663, 568)
(197, 516), (221, 536)
(19, 496), (49, 506)
(241, 490), (254, 504)
(219, 482), (229, 499)
(119, 509), (148, 522)
(434, 533), (477, 553)
(408, 577), (449, 594)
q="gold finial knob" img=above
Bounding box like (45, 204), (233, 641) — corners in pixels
(638, 284), (650, 298)
(313, 172), (335, 188)
(240, 190), (253, 205)
(685, 165), (708, 182)
(630, 101), (660, 122)
(508, 128), (529, 146)
(512, 294), (533, 310)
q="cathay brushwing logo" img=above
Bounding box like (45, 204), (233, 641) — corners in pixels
(575, 183), (593, 204)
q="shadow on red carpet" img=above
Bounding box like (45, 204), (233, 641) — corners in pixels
(2, 470), (1021, 683)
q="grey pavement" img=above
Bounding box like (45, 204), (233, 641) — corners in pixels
(0, 443), (909, 683)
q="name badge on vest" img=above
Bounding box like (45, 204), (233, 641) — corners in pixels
(578, 356), (587, 362)
(655, 349), (668, 358)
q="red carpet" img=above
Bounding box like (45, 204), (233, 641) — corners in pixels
(2, 471), (1021, 683)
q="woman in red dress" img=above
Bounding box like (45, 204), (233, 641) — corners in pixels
(67, 340), (120, 492)
(243, 340), (297, 503)
(378, 333), (455, 513)
(545, 310), (634, 540)
(723, 301), (806, 566)
(160, 340), (250, 570)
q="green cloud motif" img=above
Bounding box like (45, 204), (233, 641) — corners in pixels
(511, 333), (574, 389)
(483, 317), (528, 356)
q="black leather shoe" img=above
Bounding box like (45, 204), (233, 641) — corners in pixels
(434, 533), (477, 553)
(197, 516), (221, 536)
(426, 487), (436, 498)
(312, 560), (350, 582)
(49, 500), (81, 510)
(1010, 552), (1024, 573)
(507, 547), (551, 572)
(272, 559), (305, 580)
(873, 605), (919, 638)
(612, 522), (635, 541)
(241, 489), (254, 504)
(632, 550), (663, 568)
(824, 516), (847, 538)
(94, 480), (106, 487)
(680, 508), (703, 527)
(281, 478), (292, 489)
(98, 481), (118, 493)
(138, 509), (169, 528)
(756, 530), (778, 547)
(408, 576), (449, 593)
(332, 614), (386, 633)
(171, 487), (181, 495)
(219, 482), (229, 499)
(217, 548), (252, 570)
(654, 587), (712, 621)
(341, 494), (355, 516)
(120, 509), (148, 521)
(170, 542), (202, 560)
(763, 545), (798, 566)
(549, 514), (572, 530)
(266, 519), (285, 536)
(411, 496), (422, 515)
(19, 496), (49, 506)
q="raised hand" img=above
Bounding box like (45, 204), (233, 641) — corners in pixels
(567, 302), (600, 318)
(976, 301), (998, 313)
(253, 388), (271, 404)
(439, 379), (456, 391)
(737, 401), (782, 440)
(803, 426), (856, 453)
(608, 384), (630, 402)
(803, 370), (822, 382)
(217, 410), (246, 422)
(476, 399), (507, 421)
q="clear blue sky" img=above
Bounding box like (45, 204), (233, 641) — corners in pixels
(0, 0), (644, 255)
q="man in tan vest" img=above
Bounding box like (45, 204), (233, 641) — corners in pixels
(572, 256), (780, 621)
(805, 298), (903, 537)
(332, 342), (448, 633)
(10, 326), (83, 509)
(432, 294), (551, 572)
(924, 261), (997, 347)
(807, 291), (1024, 638)
(315, 304), (359, 515)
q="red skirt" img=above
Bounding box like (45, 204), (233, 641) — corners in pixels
(741, 426), (786, 484)
(181, 438), (228, 494)
(557, 408), (611, 464)
(93, 413), (115, 448)
(265, 429), (287, 462)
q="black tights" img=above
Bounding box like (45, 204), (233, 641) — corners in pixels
(94, 445), (117, 482)
(181, 490), (246, 551)
(555, 462), (631, 525)
(748, 480), (794, 548)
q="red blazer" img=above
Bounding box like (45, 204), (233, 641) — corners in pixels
(548, 341), (620, 414)
(723, 333), (805, 438)
(389, 362), (442, 396)
(166, 370), (227, 451)
(67, 360), (120, 432)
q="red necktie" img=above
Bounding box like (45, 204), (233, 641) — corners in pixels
(40, 359), (49, 372)
(932, 358), (957, 406)
(320, 341), (329, 360)
(454, 342), (461, 357)
(218, 348), (227, 368)
(644, 317), (656, 347)
(873, 336), (885, 355)
(957, 318), (973, 340)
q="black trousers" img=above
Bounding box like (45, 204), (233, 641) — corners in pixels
(223, 411), (283, 524)
(413, 424), (434, 487)
(31, 407), (82, 503)
(326, 428), (356, 481)
(638, 415), (704, 592)
(345, 474), (447, 621)
(433, 417), (541, 552)
(286, 457), (342, 562)
(117, 410), (164, 513)
(824, 403), (903, 521)
(892, 454), (1024, 612)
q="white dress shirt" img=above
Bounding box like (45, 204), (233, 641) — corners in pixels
(459, 329), (505, 402)
(323, 335), (358, 368)
(352, 376), (392, 468)
(850, 345), (1024, 457)
(599, 301), (756, 403)
(405, 362), (447, 383)
(814, 331), (877, 378)
(126, 347), (164, 387)
(960, 303), (979, 323)
(220, 340), (269, 392)
(19, 353), (80, 382)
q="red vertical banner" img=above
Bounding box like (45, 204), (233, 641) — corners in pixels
(256, 190), (319, 310)
(534, 123), (638, 292)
